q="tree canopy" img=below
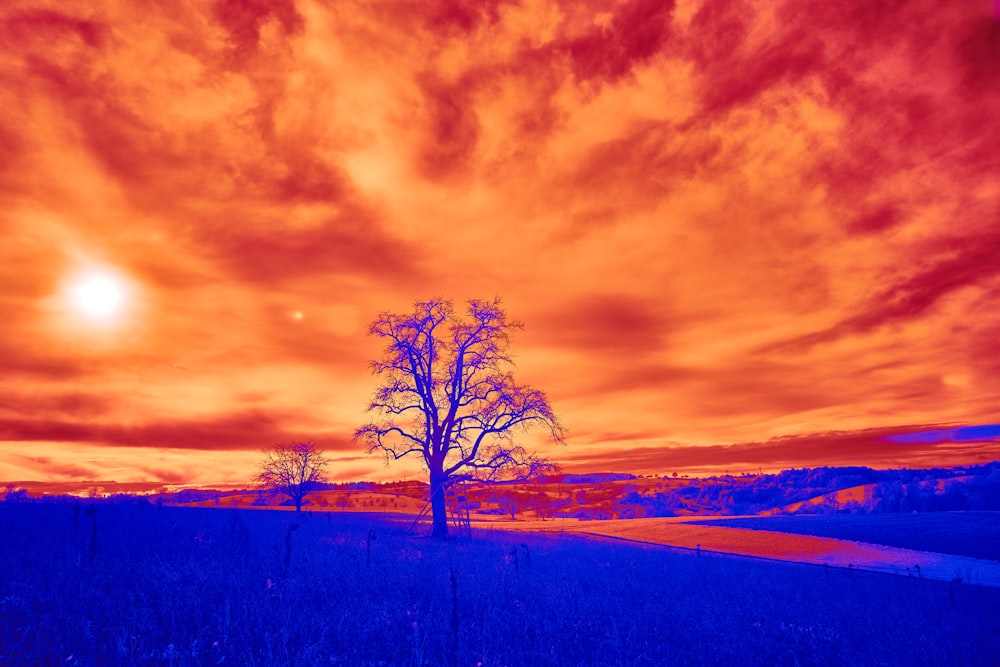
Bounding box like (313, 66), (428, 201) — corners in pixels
(356, 298), (564, 538)
(255, 441), (329, 512)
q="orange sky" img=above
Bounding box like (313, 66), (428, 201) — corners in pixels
(2, 0), (999, 490)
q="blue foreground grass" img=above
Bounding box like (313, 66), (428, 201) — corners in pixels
(1, 504), (999, 667)
(694, 512), (1000, 561)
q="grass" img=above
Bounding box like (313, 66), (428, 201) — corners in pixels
(1, 503), (999, 666)
(693, 512), (1000, 560)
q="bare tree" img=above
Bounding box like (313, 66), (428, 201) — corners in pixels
(255, 442), (329, 512)
(355, 298), (564, 539)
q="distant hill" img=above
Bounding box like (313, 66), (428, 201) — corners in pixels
(4, 462), (999, 519)
(611, 463), (1000, 517)
(765, 483), (876, 514)
(458, 462), (1000, 519)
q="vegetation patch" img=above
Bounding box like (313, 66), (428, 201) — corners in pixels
(2, 504), (999, 666)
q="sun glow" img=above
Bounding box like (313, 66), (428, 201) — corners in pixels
(68, 270), (128, 322)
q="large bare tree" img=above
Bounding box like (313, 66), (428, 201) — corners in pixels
(356, 298), (564, 539)
(255, 442), (329, 512)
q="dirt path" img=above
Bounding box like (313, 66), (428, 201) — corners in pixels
(476, 517), (1000, 587)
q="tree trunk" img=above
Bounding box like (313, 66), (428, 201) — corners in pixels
(295, 495), (302, 513)
(430, 471), (448, 540)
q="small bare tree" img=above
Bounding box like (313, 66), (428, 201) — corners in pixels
(255, 442), (329, 512)
(355, 298), (564, 539)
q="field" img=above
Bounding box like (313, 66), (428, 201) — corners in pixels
(694, 512), (1000, 561)
(482, 515), (1000, 587)
(2, 504), (1000, 666)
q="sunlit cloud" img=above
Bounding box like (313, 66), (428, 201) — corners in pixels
(0, 0), (997, 487)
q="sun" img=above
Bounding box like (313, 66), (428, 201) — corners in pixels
(70, 271), (127, 321)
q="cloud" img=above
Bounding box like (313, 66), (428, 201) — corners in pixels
(397, 0), (512, 34)
(202, 210), (424, 285)
(534, 293), (670, 354)
(0, 0), (997, 485)
(562, 0), (675, 84)
(0, 392), (113, 419)
(0, 8), (108, 49)
(556, 120), (724, 226)
(414, 73), (482, 182)
(133, 465), (190, 485)
(213, 0), (304, 61)
(560, 424), (1000, 475)
(13, 455), (100, 480)
(0, 348), (92, 381)
(955, 15), (1000, 90)
(847, 205), (904, 235)
(887, 424), (1000, 444)
(769, 229), (1000, 350)
(0, 410), (356, 452)
(694, 31), (821, 116)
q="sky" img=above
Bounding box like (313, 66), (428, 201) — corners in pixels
(1, 0), (999, 491)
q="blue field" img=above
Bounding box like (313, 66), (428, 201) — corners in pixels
(1, 503), (998, 666)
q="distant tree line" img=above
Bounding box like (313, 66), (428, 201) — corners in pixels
(610, 462), (1000, 517)
(8, 462), (999, 519)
